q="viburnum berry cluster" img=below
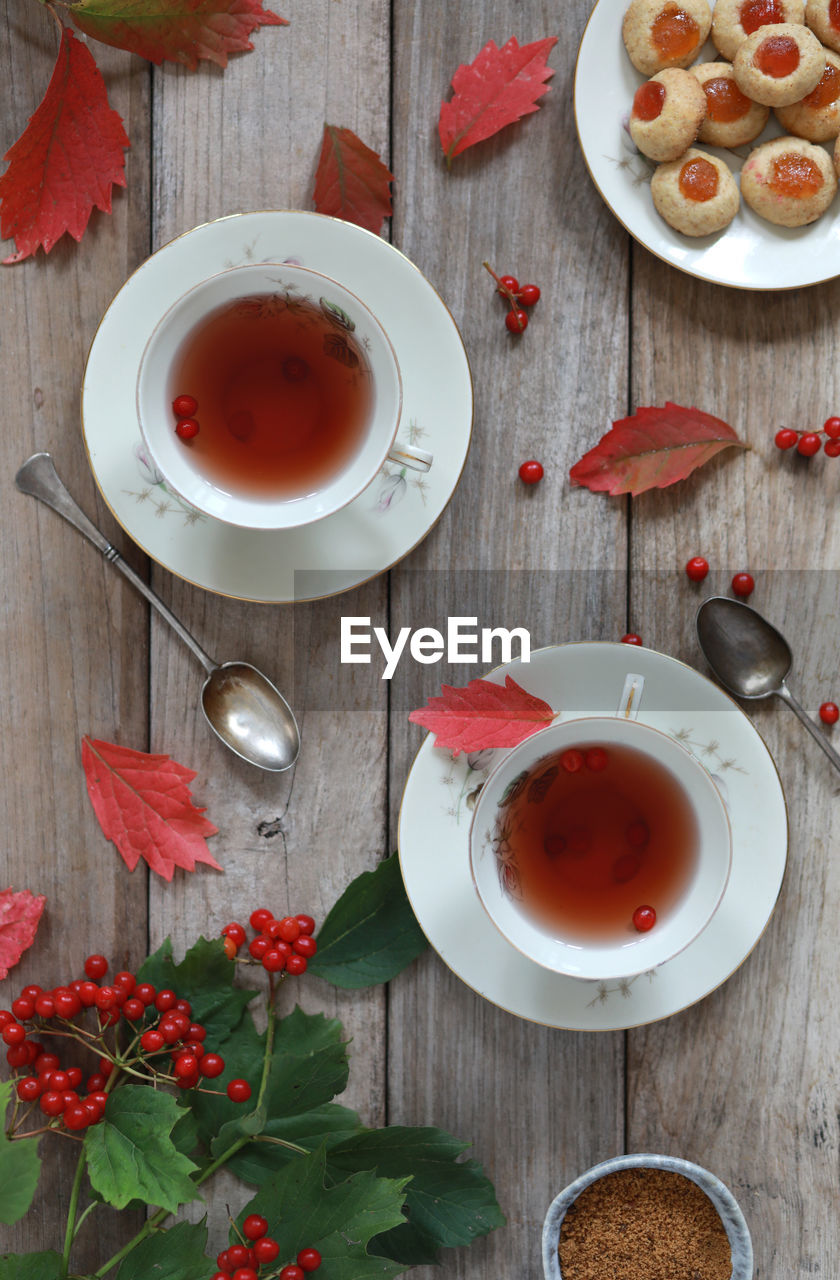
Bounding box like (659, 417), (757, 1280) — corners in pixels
(212, 1214), (322, 1280)
(0, 952), (251, 1136)
(482, 261), (541, 334)
(222, 909), (317, 977)
(774, 417), (840, 457)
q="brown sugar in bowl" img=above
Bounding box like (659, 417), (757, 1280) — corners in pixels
(542, 1154), (754, 1280)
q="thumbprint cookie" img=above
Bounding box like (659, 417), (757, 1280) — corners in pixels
(712, 0), (805, 60)
(775, 47), (840, 138)
(623, 0), (713, 75)
(805, 0), (840, 54)
(733, 23), (825, 105)
(692, 61), (771, 143)
(629, 68), (708, 160)
(651, 147), (741, 233)
(741, 134), (837, 222)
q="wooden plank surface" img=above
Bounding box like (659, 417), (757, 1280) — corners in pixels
(2, 0), (840, 1275)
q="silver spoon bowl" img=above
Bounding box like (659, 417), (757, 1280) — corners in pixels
(16, 453), (300, 773)
(696, 595), (840, 776)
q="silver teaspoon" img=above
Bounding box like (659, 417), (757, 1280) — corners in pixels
(696, 594), (840, 776)
(16, 453), (300, 773)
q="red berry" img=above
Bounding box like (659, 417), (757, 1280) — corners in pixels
(226, 1245), (250, 1268)
(560, 749), (584, 773)
(632, 905), (657, 932)
(122, 997), (145, 1021)
(11, 997), (34, 1020)
(819, 701), (839, 725)
(36, 1053), (60, 1074)
(621, 633), (643, 645)
(6, 1045), (29, 1068)
(17, 1076), (42, 1101)
(113, 971), (136, 993)
(824, 440), (840, 457)
(95, 986), (118, 1011)
(0, 1011), (13, 1028)
(84, 955), (108, 980)
(187, 1023), (206, 1041)
(172, 393), (198, 417)
(248, 936), (270, 960)
(297, 1248), (323, 1272)
(295, 914), (316, 936)
(211, 1274), (229, 1280)
(227, 1078), (252, 1102)
(584, 747), (608, 772)
(774, 428), (799, 450)
(516, 283), (541, 306)
(34, 994), (56, 1018)
(243, 1214), (269, 1240)
(797, 432), (821, 457)
(134, 982), (156, 1005)
(40, 1091), (66, 1116)
(731, 572), (754, 598)
(498, 274), (519, 295)
(254, 1238), (280, 1263)
(685, 556), (709, 582)
(217, 1252), (232, 1274)
(174, 1054), (198, 1079)
(505, 308), (528, 334)
(155, 989), (177, 1012)
(518, 460), (544, 484)
(231, 1270), (258, 1280)
(293, 935), (317, 958)
(98, 1058), (113, 1078)
(271, 916), (298, 942)
(223, 922), (247, 948)
(140, 1029), (165, 1053)
(86, 1073), (107, 1092)
(262, 950), (286, 973)
(175, 418), (200, 441)
(2, 1022), (25, 1046)
(54, 991), (81, 1018)
(286, 954), (308, 976)
(223, 936), (238, 960)
(824, 416), (840, 439)
(280, 1268), (305, 1280)
(49, 1070), (70, 1092)
(200, 1053), (225, 1078)
(249, 907), (273, 931)
(63, 1104), (91, 1131)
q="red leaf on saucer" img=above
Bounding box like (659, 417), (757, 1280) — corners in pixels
(69, 0), (286, 69)
(569, 402), (748, 497)
(438, 36), (558, 165)
(312, 124), (394, 235)
(0, 28), (129, 264)
(81, 736), (221, 881)
(0, 889), (47, 980)
(409, 675), (556, 755)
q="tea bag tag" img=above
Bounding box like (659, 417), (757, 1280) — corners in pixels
(617, 673), (644, 720)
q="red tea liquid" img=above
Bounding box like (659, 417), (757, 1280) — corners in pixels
(169, 293), (373, 499)
(496, 742), (698, 942)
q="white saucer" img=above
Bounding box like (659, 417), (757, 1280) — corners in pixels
(81, 212), (472, 602)
(398, 642), (788, 1031)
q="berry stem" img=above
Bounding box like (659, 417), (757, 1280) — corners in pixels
(60, 1148), (88, 1279)
(482, 260), (518, 310)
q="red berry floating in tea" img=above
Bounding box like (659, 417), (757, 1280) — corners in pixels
(632, 905), (657, 932)
(175, 419), (200, 441)
(172, 393), (198, 417)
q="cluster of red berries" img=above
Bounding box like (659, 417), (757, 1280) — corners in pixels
(774, 417), (840, 458)
(211, 1215), (321, 1280)
(222, 910), (317, 977)
(684, 556), (755, 598)
(482, 261), (541, 334)
(0, 954), (251, 1132)
(173, 392), (200, 441)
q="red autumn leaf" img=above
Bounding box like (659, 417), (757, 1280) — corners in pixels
(0, 28), (129, 264)
(569, 402), (748, 497)
(312, 124), (393, 235)
(409, 675), (556, 755)
(81, 736), (221, 882)
(0, 889), (47, 980)
(69, 0), (286, 69)
(438, 35), (557, 164)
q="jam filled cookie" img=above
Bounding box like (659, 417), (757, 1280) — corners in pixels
(623, 0), (713, 75)
(692, 61), (771, 143)
(775, 47), (840, 138)
(741, 134), (837, 222)
(805, 0), (840, 55)
(712, 0), (805, 61)
(733, 22), (825, 104)
(629, 68), (708, 160)
(651, 147), (741, 234)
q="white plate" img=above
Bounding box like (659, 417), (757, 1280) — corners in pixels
(575, 0), (840, 290)
(398, 642), (788, 1030)
(82, 212), (472, 602)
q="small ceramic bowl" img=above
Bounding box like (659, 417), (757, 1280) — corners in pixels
(542, 1153), (753, 1280)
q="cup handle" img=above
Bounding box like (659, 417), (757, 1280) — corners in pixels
(617, 673), (645, 720)
(387, 443), (433, 473)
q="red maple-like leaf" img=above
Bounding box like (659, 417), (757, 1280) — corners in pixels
(569, 402), (748, 497)
(409, 675), (556, 756)
(69, 0), (286, 69)
(81, 736), (221, 881)
(0, 29), (129, 264)
(0, 888), (47, 981)
(312, 124), (393, 235)
(438, 36), (557, 164)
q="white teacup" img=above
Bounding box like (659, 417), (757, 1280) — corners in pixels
(469, 715), (732, 981)
(136, 262), (432, 530)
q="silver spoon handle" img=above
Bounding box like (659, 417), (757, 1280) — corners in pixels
(15, 453), (217, 677)
(775, 682), (840, 776)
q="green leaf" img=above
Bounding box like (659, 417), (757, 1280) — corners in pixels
(84, 1085), (199, 1213)
(114, 1220), (211, 1280)
(226, 1103), (364, 1183)
(308, 853), (427, 989)
(137, 935), (258, 1041)
(329, 1127), (506, 1265)
(0, 1082), (41, 1224)
(0, 1252), (63, 1279)
(240, 1145), (408, 1280)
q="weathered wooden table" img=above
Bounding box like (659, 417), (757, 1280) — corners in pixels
(3, 1), (839, 1275)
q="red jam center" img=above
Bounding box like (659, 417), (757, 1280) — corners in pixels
(679, 156), (719, 201)
(754, 34), (800, 77)
(651, 4), (700, 58)
(739, 0), (785, 33)
(704, 75), (752, 121)
(769, 152), (823, 196)
(632, 80), (666, 120)
(831, 0), (840, 32)
(803, 62), (840, 108)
